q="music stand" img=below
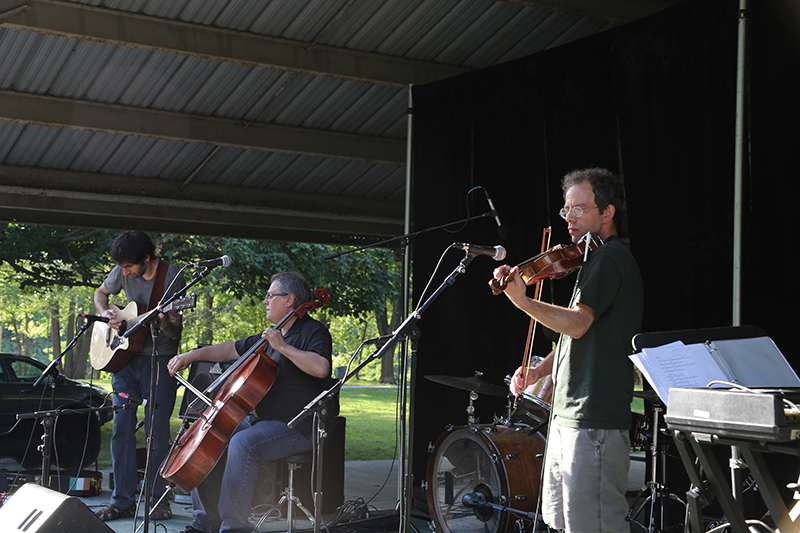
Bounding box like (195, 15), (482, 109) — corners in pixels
(630, 325), (768, 532)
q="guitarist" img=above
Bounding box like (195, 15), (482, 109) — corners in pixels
(93, 230), (186, 522)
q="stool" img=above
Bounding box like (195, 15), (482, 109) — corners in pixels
(255, 452), (314, 532)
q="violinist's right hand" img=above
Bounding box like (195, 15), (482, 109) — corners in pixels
(509, 363), (546, 396)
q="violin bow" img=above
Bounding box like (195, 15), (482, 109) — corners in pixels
(521, 227), (551, 388)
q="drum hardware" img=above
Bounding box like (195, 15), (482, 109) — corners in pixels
(626, 405), (687, 532)
(426, 372), (509, 425)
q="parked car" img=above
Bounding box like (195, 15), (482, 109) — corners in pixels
(0, 353), (111, 469)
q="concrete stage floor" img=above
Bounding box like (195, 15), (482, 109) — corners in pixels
(38, 456), (646, 533)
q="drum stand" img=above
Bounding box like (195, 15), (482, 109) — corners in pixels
(626, 405), (686, 532)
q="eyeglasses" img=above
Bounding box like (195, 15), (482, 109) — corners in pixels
(559, 205), (598, 220)
(263, 292), (288, 302)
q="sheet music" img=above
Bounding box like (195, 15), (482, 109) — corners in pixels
(631, 335), (800, 405)
(629, 341), (728, 405)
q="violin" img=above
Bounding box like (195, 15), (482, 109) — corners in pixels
(490, 233), (603, 295)
(160, 288), (329, 492)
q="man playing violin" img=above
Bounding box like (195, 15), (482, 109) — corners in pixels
(168, 271), (333, 533)
(492, 168), (643, 533)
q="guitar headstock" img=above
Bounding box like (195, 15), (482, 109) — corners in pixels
(164, 294), (197, 313)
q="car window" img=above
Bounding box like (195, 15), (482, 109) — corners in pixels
(10, 359), (42, 383)
(0, 363), (9, 383)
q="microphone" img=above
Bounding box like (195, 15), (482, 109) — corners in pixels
(483, 187), (510, 240)
(189, 255), (232, 269)
(453, 243), (507, 261)
(483, 187), (504, 227)
(79, 313), (110, 323)
(113, 391), (146, 406)
(462, 492), (488, 508)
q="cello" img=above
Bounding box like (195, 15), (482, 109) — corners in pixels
(160, 288), (329, 492)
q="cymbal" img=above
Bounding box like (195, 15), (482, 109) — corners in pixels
(425, 374), (508, 397)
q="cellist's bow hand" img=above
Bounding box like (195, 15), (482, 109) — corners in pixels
(168, 352), (192, 377)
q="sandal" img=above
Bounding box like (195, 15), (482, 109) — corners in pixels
(95, 503), (135, 522)
(151, 501), (173, 520)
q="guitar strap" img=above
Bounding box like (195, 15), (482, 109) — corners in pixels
(125, 259), (170, 355)
(148, 259), (170, 312)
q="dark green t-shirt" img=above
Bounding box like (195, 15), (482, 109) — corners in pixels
(552, 235), (644, 430)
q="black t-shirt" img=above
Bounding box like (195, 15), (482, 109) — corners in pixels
(234, 314), (334, 437)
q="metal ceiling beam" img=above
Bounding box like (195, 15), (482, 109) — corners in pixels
(0, 165), (405, 245)
(501, 0), (682, 22)
(0, 0), (470, 88)
(0, 90), (406, 165)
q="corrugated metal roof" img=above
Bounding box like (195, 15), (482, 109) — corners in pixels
(0, 0), (675, 244)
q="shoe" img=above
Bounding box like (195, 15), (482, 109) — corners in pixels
(95, 503), (135, 521)
(151, 501), (173, 520)
(182, 526), (206, 533)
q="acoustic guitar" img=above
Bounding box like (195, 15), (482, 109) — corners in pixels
(90, 295), (196, 373)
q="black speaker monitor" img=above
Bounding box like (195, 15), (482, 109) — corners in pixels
(0, 483), (112, 532)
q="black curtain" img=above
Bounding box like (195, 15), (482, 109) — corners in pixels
(408, 0), (799, 502)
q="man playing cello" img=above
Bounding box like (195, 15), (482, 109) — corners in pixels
(167, 272), (333, 533)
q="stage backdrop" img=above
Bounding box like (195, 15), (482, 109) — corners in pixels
(407, 0), (800, 504)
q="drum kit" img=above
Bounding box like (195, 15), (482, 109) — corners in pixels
(423, 370), (554, 533)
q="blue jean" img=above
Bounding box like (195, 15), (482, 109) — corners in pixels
(190, 419), (312, 533)
(110, 353), (177, 509)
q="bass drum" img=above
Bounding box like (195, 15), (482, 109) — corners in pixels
(426, 424), (546, 533)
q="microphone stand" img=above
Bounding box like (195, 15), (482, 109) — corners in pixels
(28, 316), (99, 487)
(324, 211), (497, 533)
(462, 497), (545, 532)
(17, 404), (127, 489)
(296, 247), (482, 532)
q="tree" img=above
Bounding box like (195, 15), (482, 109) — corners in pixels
(1, 224), (402, 380)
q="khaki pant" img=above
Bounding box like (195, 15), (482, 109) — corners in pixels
(542, 423), (630, 533)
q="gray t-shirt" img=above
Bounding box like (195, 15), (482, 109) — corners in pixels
(103, 260), (186, 357)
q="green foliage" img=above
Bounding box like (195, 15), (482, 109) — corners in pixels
(0, 225), (114, 289)
(1, 224), (402, 375)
